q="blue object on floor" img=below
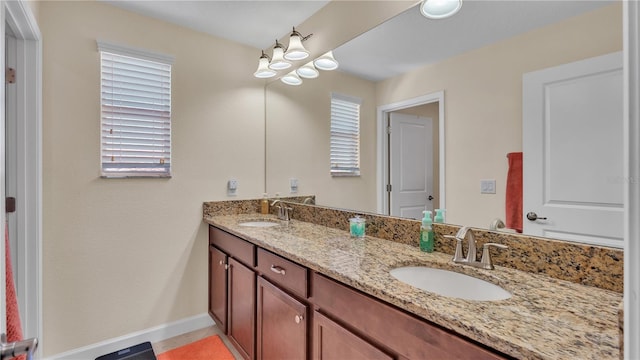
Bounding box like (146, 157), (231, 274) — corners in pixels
(95, 342), (156, 360)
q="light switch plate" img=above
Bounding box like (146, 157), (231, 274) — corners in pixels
(290, 178), (299, 193)
(228, 178), (238, 196)
(480, 179), (496, 194)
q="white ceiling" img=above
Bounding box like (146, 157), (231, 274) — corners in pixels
(103, 0), (331, 50)
(335, 0), (614, 81)
(103, 0), (615, 82)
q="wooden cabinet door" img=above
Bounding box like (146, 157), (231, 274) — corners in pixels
(257, 277), (308, 360)
(228, 257), (256, 360)
(209, 246), (228, 333)
(313, 311), (392, 360)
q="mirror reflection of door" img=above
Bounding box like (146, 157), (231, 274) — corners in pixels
(4, 24), (19, 334)
(523, 52), (623, 247)
(389, 112), (434, 220)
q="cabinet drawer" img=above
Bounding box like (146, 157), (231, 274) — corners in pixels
(257, 248), (308, 298)
(311, 273), (508, 360)
(209, 226), (255, 267)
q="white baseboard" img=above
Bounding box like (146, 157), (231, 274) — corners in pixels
(45, 313), (215, 360)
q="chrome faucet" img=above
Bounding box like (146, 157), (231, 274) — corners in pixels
(456, 226), (477, 263)
(270, 199), (292, 221)
(1, 334), (38, 360)
(444, 227), (508, 270)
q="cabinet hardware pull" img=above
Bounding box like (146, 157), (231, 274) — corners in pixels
(295, 314), (304, 324)
(270, 265), (286, 275)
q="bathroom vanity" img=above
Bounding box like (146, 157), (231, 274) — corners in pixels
(203, 202), (622, 360)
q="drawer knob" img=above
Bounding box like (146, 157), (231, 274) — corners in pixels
(270, 265), (286, 275)
(295, 314), (304, 324)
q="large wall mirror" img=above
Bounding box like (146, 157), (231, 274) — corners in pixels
(265, 1), (622, 245)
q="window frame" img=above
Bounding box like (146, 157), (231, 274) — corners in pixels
(97, 40), (175, 178)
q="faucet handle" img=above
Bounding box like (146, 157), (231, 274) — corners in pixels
(283, 206), (293, 221)
(443, 235), (465, 263)
(480, 243), (508, 270)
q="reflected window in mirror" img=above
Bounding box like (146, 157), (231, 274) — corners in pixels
(330, 93), (362, 177)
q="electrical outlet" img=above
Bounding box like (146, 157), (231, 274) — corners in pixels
(480, 179), (496, 194)
(228, 178), (238, 196)
(290, 178), (299, 193)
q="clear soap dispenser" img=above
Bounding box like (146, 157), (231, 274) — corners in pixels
(420, 210), (434, 253)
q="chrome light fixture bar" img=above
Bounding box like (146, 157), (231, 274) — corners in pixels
(420, 0), (462, 19)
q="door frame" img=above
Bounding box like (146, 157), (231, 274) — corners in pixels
(1, 0), (42, 353)
(376, 91), (445, 215)
(624, 1), (639, 358)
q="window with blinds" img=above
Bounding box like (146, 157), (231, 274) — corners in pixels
(98, 41), (174, 178)
(330, 93), (361, 176)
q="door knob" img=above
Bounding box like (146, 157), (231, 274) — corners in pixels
(294, 314), (304, 324)
(526, 212), (547, 221)
(427, 195), (434, 201)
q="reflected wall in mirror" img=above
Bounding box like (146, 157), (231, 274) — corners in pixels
(265, 1), (622, 244)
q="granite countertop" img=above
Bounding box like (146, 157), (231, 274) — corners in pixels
(204, 213), (622, 360)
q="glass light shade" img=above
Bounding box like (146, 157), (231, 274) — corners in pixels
(284, 33), (309, 61)
(281, 70), (303, 86)
(254, 56), (276, 78)
(313, 51), (339, 71)
(420, 0), (462, 19)
(296, 61), (319, 79)
(269, 44), (292, 70)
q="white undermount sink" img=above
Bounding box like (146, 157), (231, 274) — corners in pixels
(238, 221), (280, 228)
(390, 266), (511, 301)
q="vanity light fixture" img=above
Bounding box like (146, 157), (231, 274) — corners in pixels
(296, 61), (319, 79)
(420, 0), (462, 19)
(268, 40), (291, 70)
(284, 27), (311, 61)
(313, 51), (339, 71)
(253, 51), (277, 78)
(253, 26), (337, 84)
(281, 70), (303, 86)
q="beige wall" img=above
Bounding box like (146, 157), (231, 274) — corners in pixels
(376, 3), (622, 229)
(40, 1), (264, 355)
(266, 72), (378, 212)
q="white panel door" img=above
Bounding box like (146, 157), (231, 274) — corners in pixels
(389, 113), (433, 220)
(523, 52), (623, 247)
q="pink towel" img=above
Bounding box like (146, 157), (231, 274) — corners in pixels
(505, 152), (523, 233)
(5, 222), (26, 360)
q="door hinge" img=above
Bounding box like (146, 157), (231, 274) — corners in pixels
(386, 126), (392, 134)
(6, 68), (16, 84)
(6, 197), (16, 213)
(386, 184), (392, 192)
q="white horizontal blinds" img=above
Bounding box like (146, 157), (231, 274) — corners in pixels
(98, 41), (173, 177)
(330, 93), (361, 176)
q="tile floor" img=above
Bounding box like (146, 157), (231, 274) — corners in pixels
(152, 326), (243, 359)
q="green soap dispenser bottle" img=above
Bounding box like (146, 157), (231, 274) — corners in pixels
(434, 209), (445, 223)
(420, 210), (434, 253)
